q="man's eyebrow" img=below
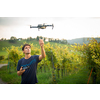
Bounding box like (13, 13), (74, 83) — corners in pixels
(25, 47), (31, 48)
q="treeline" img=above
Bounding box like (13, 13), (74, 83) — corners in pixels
(1, 36), (68, 44)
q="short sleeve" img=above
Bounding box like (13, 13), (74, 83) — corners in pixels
(35, 55), (41, 63)
(17, 60), (21, 71)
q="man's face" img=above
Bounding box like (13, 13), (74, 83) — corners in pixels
(23, 46), (31, 54)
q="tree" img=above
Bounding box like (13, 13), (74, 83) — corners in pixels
(43, 37), (46, 42)
(39, 36), (43, 39)
(36, 36), (40, 41)
(9, 36), (17, 43)
(27, 37), (33, 41)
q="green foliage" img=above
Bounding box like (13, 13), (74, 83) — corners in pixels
(72, 38), (100, 83)
(0, 56), (5, 61)
(2, 38), (100, 83)
(9, 36), (17, 43)
(0, 65), (92, 84)
(3, 46), (24, 70)
(3, 42), (82, 82)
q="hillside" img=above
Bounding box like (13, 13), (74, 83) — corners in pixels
(67, 37), (100, 45)
(0, 39), (69, 57)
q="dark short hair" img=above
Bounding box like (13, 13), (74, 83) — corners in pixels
(22, 44), (31, 51)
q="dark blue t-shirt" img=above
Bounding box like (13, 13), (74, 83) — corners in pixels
(17, 55), (41, 84)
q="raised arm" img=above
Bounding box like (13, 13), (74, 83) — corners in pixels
(39, 39), (46, 60)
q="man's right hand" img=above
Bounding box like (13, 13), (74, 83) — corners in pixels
(17, 67), (25, 76)
(20, 67), (25, 72)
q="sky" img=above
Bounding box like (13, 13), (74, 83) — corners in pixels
(0, 17), (100, 40)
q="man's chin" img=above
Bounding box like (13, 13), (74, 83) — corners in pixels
(26, 53), (31, 54)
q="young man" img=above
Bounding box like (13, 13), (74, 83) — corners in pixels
(17, 39), (46, 84)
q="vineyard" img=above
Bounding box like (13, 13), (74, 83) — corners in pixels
(1, 38), (100, 84)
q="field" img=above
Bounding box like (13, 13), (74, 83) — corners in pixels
(0, 39), (99, 84)
(0, 65), (92, 84)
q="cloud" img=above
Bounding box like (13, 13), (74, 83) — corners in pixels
(0, 17), (100, 40)
(0, 17), (29, 26)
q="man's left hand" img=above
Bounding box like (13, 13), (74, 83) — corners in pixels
(39, 39), (44, 48)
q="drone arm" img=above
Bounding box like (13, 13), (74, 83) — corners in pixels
(30, 26), (38, 28)
(46, 24), (54, 29)
(45, 25), (52, 26)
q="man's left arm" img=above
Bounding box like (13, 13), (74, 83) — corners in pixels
(39, 39), (46, 61)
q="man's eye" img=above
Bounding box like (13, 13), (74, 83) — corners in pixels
(25, 48), (30, 49)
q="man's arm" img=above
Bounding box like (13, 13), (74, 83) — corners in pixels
(39, 39), (46, 61)
(17, 67), (25, 76)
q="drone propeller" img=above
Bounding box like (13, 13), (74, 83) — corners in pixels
(30, 25), (32, 28)
(52, 24), (54, 29)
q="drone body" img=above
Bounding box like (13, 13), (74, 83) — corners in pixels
(30, 23), (54, 31)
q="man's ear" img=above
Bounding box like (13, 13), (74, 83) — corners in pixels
(22, 50), (25, 54)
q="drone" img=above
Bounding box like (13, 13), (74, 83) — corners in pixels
(30, 23), (54, 31)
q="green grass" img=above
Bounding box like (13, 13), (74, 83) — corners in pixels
(0, 51), (8, 64)
(0, 60), (8, 64)
(56, 67), (92, 84)
(0, 65), (93, 84)
(37, 71), (52, 84)
(0, 51), (8, 56)
(0, 66), (21, 84)
(0, 66), (53, 84)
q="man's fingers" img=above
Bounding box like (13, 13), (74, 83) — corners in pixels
(20, 67), (25, 73)
(39, 39), (44, 43)
(39, 40), (44, 44)
(20, 67), (23, 70)
(39, 41), (44, 47)
(20, 67), (25, 71)
(22, 69), (25, 72)
(39, 39), (43, 40)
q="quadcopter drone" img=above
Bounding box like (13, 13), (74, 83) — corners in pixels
(30, 23), (54, 31)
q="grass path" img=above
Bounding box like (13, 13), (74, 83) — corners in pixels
(0, 64), (8, 68)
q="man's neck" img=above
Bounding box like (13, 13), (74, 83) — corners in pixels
(25, 54), (31, 59)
